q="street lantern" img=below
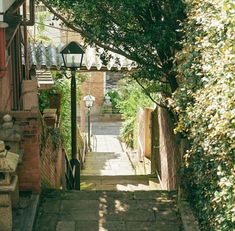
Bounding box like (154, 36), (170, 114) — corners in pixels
(61, 41), (84, 69)
(83, 95), (95, 108)
(83, 95), (95, 150)
(60, 41), (85, 190)
(104, 95), (112, 105)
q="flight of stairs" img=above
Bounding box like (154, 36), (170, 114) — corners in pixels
(35, 150), (183, 230)
(35, 188), (181, 231)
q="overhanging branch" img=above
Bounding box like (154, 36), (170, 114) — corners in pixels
(134, 78), (167, 109)
(41, 0), (135, 61)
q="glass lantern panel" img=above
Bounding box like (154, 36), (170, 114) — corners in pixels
(63, 53), (83, 68)
(85, 100), (93, 107)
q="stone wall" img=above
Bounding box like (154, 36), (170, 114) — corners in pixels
(157, 107), (180, 190)
(137, 108), (153, 160)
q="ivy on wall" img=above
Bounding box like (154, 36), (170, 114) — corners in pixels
(39, 71), (87, 157)
(172, 1), (235, 230)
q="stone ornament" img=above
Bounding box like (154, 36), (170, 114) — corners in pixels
(0, 140), (19, 173)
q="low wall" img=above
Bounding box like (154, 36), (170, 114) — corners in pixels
(0, 111), (63, 193)
(40, 131), (62, 189)
(158, 107), (180, 190)
(0, 111), (41, 193)
(137, 108), (153, 160)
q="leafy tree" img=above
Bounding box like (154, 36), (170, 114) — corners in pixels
(40, 0), (185, 100)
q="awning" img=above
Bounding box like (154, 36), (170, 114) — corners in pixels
(29, 43), (137, 72)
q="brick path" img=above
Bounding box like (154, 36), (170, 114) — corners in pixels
(34, 189), (181, 231)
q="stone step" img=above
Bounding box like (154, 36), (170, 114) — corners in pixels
(81, 151), (136, 176)
(35, 189), (180, 231)
(80, 175), (160, 191)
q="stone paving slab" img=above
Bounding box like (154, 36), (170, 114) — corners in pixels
(12, 193), (39, 231)
(34, 189), (181, 231)
(56, 221), (76, 231)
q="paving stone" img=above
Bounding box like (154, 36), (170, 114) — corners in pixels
(124, 209), (156, 222)
(61, 199), (99, 211)
(60, 210), (100, 221)
(56, 221), (75, 231)
(42, 200), (61, 213)
(100, 220), (126, 231)
(33, 123), (182, 231)
(126, 221), (160, 231)
(62, 191), (101, 200)
(35, 214), (58, 231)
(75, 220), (99, 231)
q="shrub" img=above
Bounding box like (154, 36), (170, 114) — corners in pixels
(116, 78), (153, 148)
(173, 1), (235, 230)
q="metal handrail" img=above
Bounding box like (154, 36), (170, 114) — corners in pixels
(62, 148), (74, 189)
(92, 134), (97, 152)
(62, 131), (88, 190)
(80, 134), (88, 169)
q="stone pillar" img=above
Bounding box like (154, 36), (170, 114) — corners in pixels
(22, 79), (38, 111)
(0, 140), (19, 231)
(0, 194), (12, 231)
(0, 114), (22, 162)
(0, 114), (21, 207)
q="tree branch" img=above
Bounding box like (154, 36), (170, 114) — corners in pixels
(134, 78), (167, 109)
(41, 0), (136, 61)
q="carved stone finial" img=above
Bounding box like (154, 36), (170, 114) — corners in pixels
(2, 114), (13, 129)
(3, 114), (12, 122)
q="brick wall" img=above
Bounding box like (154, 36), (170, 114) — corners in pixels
(40, 133), (62, 189)
(0, 111), (42, 193)
(80, 72), (105, 114)
(79, 72), (105, 131)
(0, 111), (63, 193)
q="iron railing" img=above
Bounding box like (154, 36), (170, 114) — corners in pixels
(61, 149), (81, 190)
(61, 133), (89, 190)
(80, 134), (88, 169)
(61, 148), (75, 190)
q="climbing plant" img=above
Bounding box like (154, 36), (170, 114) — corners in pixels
(172, 1), (235, 230)
(39, 71), (87, 156)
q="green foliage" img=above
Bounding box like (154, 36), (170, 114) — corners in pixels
(116, 78), (153, 147)
(39, 71), (87, 156)
(173, 0), (235, 230)
(47, 127), (61, 151)
(106, 90), (120, 113)
(37, 12), (49, 33)
(42, 0), (185, 94)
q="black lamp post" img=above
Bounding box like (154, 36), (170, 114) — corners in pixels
(60, 41), (85, 190)
(83, 95), (95, 150)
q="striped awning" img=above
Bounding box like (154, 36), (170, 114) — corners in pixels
(29, 43), (137, 71)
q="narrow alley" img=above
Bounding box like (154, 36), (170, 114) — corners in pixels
(34, 121), (182, 231)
